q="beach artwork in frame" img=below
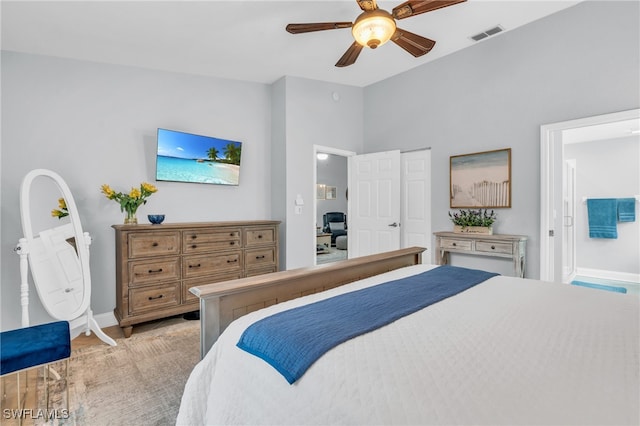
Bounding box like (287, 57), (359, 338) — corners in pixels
(450, 148), (511, 208)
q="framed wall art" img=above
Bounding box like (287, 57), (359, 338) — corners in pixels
(325, 186), (337, 200)
(316, 184), (326, 200)
(450, 148), (511, 208)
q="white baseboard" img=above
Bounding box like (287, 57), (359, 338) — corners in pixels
(94, 311), (118, 329)
(576, 267), (640, 284)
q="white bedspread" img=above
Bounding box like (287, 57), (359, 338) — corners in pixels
(177, 264), (639, 425)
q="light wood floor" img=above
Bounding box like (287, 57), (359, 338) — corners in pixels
(71, 315), (191, 349)
(1, 315), (196, 424)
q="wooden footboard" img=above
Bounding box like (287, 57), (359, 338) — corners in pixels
(191, 247), (425, 358)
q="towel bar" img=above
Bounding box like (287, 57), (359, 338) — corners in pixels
(581, 195), (640, 203)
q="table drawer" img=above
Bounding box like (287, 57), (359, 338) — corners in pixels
(245, 247), (276, 269)
(183, 272), (242, 304)
(476, 241), (513, 255)
(245, 227), (276, 246)
(129, 283), (180, 315)
(183, 251), (243, 278)
(129, 257), (181, 286)
(439, 238), (472, 251)
(183, 229), (241, 254)
(128, 232), (180, 258)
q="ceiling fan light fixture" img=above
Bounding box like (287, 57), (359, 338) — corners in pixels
(352, 9), (396, 49)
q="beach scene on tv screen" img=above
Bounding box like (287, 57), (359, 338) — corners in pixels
(156, 129), (242, 185)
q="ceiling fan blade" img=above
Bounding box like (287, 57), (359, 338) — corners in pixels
(392, 0), (466, 20)
(356, 0), (378, 11)
(286, 22), (353, 34)
(391, 28), (436, 57)
(335, 42), (364, 67)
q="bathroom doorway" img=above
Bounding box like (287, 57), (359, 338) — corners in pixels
(540, 109), (640, 288)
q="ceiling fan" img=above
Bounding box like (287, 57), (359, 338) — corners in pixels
(286, 0), (467, 67)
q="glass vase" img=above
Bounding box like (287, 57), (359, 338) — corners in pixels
(124, 210), (138, 225)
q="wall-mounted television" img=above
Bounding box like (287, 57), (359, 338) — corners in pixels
(156, 128), (242, 185)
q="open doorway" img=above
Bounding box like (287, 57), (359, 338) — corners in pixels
(314, 146), (355, 265)
(540, 109), (640, 289)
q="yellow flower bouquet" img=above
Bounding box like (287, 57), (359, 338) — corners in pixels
(101, 182), (158, 224)
(51, 198), (69, 219)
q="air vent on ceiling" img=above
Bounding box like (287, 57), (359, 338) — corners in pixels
(471, 25), (504, 42)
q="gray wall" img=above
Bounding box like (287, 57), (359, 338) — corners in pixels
(1, 52), (273, 330)
(273, 77), (363, 269)
(362, 1), (640, 277)
(566, 137), (640, 274)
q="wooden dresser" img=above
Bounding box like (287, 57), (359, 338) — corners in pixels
(113, 220), (280, 337)
(434, 231), (527, 278)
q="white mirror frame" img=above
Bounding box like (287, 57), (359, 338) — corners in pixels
(17, 169), (116, 346)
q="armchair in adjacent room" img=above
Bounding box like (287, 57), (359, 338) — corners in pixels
(323, 212), (347, 245)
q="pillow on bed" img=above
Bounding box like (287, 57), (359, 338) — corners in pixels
(329, 222), (345, 231)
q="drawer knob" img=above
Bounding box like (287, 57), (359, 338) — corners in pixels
(229, 233), (235, 236)
(452, 242), (457, 247)
(227, 259), (238, 263)
(258, 234), (263, 239)
(191, 244), (197, 249)
(229, 241), (235, 245)
(148, 268), (163, 274)
(148, 294), (164, 301)
(256, 255), (265, 259)
(152, 242), (159, 247)
(491, 245), (496, 250)
(189, 263), (201, 269)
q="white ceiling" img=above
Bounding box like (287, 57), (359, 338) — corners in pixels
(1, 0), (582, 87)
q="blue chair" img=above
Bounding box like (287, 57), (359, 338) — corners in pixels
(323, 212), (347, 245)
(1, 321), (71, 418)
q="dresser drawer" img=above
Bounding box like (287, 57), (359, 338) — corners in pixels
(183, 229), (241, 254)
(129, 283), (180, 315)
(245, 227), (276, 247)
(439, 238), (472, 251)
(245, 247), (276, 269)
(475, 241), (513, 255)
(128, 232), (180, 258)
(183, 251), (243, 278)
(129, 257), (181, 287)
(183, 272), (242, 304)
(245, 266), (277, 277)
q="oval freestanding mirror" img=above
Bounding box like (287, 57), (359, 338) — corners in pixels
(16, 169), (116, 346)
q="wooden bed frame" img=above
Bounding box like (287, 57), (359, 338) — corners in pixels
(191, 247), (426, 357)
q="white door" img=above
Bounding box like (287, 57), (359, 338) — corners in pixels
(348, 150), (401, 258)
(401, 150), (431, 261)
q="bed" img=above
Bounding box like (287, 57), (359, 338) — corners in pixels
(177, 247), (639, 425)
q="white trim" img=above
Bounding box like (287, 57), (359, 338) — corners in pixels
(94, 311), (118, 329)
(540, 108), (640, 282)
(575, 267), (640, 284)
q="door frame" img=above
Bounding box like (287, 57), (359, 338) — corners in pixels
(313, 145), (356, 265)
(539, 108), (640, 281)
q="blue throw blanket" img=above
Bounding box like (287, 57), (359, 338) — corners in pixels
(236, 265), (499, 384)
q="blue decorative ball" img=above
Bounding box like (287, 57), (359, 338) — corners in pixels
(147, 214), (165, 224)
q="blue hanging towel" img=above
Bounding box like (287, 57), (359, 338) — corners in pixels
(587, 198), (617, 238)
(617, 198), (636, 222)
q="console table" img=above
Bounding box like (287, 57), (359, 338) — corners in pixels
(434, 232), (527, 278)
